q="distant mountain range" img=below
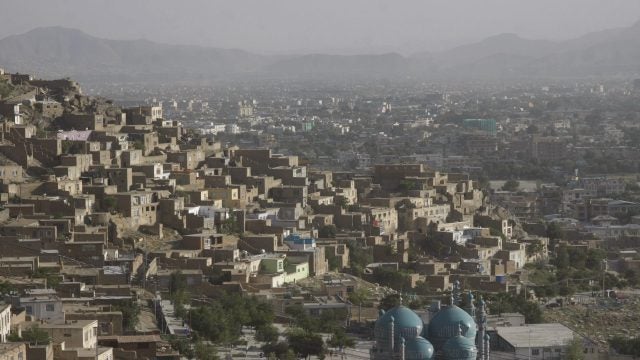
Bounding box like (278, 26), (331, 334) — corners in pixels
(2, 24), (640, 83)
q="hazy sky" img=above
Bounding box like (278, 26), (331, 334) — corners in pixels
(1, 0), (639, 54)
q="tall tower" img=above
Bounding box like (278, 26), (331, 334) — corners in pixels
(452, 280), (462, 306)
(465, 291), (476, 317)
(476, 297), (489, 360)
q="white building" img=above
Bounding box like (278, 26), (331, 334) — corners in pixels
(19, 290), (64, 322)
(493, 323), (598, 360)
(0, 304), (10, 343)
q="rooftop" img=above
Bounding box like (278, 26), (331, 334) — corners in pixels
(494, 323), (578, 348)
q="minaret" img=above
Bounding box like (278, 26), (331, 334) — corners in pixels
(465, 291), (476, 317)
(484, 333), (490, 360)
(400, 337), (406, 360)
(476, 297), (487, 360)
(389, 316), (395, 353)
(453, 280), (462, 306)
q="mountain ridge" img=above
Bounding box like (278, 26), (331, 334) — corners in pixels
(2, 24), (640, 82)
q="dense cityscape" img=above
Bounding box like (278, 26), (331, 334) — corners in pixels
(2, 2), (640, 360)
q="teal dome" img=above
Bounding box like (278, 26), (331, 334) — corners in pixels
(374, 306), (424, 347)
(443, 334), (477, 360)
(405, 336), (434, 360)
(427, 305), (477, 350)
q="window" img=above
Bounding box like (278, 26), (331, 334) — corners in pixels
(25, 306), (32, 314)
(45, 304), (55, 312)
(531, 349), (539, 356)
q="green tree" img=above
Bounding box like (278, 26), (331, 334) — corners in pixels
(287, 330), (325, 359)
(194, 341), (220, 360)
(378, 294), (401, 311)
(346, 240), (373, 276)
(348, 287), (368, 307)
(566, 336), (585, 360)
(336, 197), (348, 210)
(0, 280), (15, 295)
(262, 342), (295, 360)
(256, 324), (280, 343)
(546, 222), (565, 242)
(486, 293), (542, 324)
(371, 268), (412, 291)
(348, 287), (368, 322)
(318, 224), (337, 238)
(169, 271), (190, 318)
(189, 293), (274, 345)
(327, 328), (355, 350)
(220, 215), (240, 234)
(284, 305), (347, 333)
(103, 196), (118, 213)
(31, 268), (61, 288)
(114, 301), (140, 331)
(9, 325), (50, 345)
(502, 179), (520, 192)
(166, 335), (195, 359)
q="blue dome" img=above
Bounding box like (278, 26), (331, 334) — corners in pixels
(443, 334), (477, 360)
(374, 306), (424, 347)
(404, 336), (434, 360)
(427, 305), (477, 350)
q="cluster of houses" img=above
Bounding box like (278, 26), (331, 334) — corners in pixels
(0, 71), (566, 359)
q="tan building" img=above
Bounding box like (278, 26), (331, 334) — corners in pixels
(0, 343), (26, 360)
(40, 320), (98, 349)
(114, 191), (159, 226)
(0, 165), (24, 183)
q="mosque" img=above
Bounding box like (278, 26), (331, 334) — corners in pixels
(370, 282), (490, 360)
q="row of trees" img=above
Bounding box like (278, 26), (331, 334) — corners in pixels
(261, 305), (356, 359)
(166, 273), (276, 357)
(189, 293), (275, 344)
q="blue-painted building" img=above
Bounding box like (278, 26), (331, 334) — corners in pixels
(284, 234), (316, 251)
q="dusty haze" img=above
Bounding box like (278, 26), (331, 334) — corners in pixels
(1, 0), (639, 55)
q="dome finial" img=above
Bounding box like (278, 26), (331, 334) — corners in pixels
(399, 292), (403, 305)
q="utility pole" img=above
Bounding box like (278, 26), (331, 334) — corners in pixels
(602, 259), (607, 297)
